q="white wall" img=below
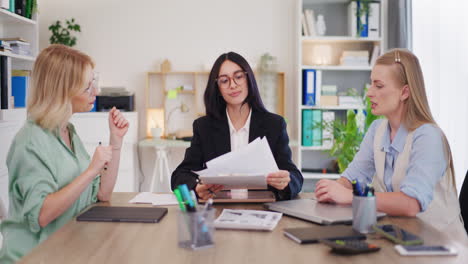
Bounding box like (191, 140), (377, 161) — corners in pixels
(38, 0), (298, 140)
(412, 0), (468, 193)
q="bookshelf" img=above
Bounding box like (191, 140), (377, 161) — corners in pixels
(0, 7), (38, 120)
(145, 71), (285, 138)
(0, 6), (38, 218)
(296, 0), (387, 179)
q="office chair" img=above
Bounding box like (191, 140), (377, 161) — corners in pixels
(459, 169), (468, 234)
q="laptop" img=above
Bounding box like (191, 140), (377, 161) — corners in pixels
(264, 198), (385, 225)
(77, 206), (168, 223)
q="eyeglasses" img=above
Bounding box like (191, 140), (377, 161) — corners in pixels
(84, 72), (99, 96)
(215, 71), (247, 89)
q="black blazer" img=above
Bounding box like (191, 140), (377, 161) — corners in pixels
(171, 110), (303, 200)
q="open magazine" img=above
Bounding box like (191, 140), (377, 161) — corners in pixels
(214, 209), (282, 231)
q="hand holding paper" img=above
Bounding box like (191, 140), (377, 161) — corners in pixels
(194, 137), (279, 189)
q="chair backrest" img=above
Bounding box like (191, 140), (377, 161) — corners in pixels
(459, 169), (468, 234)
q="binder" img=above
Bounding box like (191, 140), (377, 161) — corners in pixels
(12, 76), (28, 107)
(0, 56), (10, 109)
(368, 2), (380, 38)
(302, 69), (316, 106)
(302, 109), (313, 146)
(311, 110), (322, 146)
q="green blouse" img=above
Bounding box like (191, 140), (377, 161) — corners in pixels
(0, 120), (100, 263)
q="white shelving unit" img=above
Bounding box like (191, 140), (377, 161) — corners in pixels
(0, 7), (38, 218)
(296, 0), (387, 179)
(0, 7), (38, 120)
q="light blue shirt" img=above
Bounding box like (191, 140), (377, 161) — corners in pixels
(342, 119), (447, 212)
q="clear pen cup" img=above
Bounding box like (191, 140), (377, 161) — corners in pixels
(352, 195), (377, 234)
(177, 208), (216, 250)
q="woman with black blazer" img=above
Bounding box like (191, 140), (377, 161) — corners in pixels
(171, 52), (303, 201)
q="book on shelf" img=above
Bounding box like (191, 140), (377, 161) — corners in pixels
(321, 85), (337, 96)
(322, 111), (335, 149)
(320, 95), (338, 106)
(0, 0), (9, 9)
(370, 45), (380, 66)
(368, 2), (380, 38)
(304, 9), (316, 36)
(301, 13), (310, 36)
(340, 50), (369, 67)
(338, 95), (363, 107)
(302, 109), (313, 146)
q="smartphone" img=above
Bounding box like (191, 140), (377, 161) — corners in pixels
(372, 224), (423, 245)
(395, 245), (458, 256)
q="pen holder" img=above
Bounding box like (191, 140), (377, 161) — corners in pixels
(177, 208), (216, 250)
(352, 195), (376, 234)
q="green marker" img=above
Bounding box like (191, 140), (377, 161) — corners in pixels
(173, 189), (186, 212)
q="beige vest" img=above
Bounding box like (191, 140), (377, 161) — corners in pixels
(372, 120), (464, 232)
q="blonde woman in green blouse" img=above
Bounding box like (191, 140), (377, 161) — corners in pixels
(0, 44), (129, 263)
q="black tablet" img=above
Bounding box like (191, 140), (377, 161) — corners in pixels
(77, 206), (168, 223)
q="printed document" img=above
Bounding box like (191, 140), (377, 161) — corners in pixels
(194, 137), (278, 189)
(214, 209), (282, 231)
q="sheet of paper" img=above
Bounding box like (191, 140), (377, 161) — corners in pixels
(214, 209), (282, 231)
(199, 174), (267, 189)
(194, 137), (279, 186)
(129, 192), (178, 206)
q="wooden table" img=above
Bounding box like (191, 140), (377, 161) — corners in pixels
(19, 193), (468, 264)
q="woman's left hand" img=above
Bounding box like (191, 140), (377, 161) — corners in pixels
(266, 170), (290, 190)
(108, 107), (129, 144)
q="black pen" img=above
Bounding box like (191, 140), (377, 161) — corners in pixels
(98, 142), (107, 171)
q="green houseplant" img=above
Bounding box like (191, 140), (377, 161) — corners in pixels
(320, 87), (379, 173)
(48, 18), (81, 47)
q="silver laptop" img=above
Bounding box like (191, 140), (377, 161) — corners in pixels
(264, 198), (386, 225)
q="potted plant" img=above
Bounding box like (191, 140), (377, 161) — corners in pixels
(320, 86), (379, 173)
(48, 18), (81, 47)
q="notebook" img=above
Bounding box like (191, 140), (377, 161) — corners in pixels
(283, 225), (366, 244)
(264, 198), (385, 225)
(76, 206), (168, 223)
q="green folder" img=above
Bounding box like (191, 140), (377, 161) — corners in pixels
(311, 110), (322, 146)
(302, 109), (313, 146)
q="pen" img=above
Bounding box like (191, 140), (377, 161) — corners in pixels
(98, 142), (107, 171)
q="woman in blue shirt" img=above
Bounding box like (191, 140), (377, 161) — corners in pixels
(315, 49), (464, 232)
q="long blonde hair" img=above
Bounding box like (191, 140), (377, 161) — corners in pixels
(375, 49), (455, 183)
(28, 44), (94, 130)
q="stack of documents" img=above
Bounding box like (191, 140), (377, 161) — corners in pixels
(194, 137), (279, 189)
(214, 209), (282, 231)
